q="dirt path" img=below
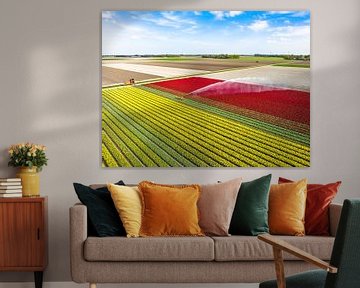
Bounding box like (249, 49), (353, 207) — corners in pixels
(102, 66), (161, 86)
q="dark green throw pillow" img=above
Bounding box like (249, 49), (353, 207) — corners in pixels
(73, 181), (126, 237)
(229, 174), (272, 236)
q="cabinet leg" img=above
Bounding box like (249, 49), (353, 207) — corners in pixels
(89, 284), (97, 288)
(34, 271), (43, 288)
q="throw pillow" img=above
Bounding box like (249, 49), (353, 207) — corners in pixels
(73, 181), (126, 237)
(229, 174), (272, 236)
(269, 179), (307, 236)
(138, 181), (203, 237)
(279, 177), (341, 236)
(198, 177), (242, 236)
(107, 184), (142, 238)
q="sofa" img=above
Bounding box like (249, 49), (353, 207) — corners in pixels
(70, 201), (342, 287)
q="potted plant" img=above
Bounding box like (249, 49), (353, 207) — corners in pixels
(8, 143), (48, 197)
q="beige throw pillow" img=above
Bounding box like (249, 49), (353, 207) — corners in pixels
(198, 178), (242, 236)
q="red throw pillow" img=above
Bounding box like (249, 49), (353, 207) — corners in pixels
(278, 177), (341, 236)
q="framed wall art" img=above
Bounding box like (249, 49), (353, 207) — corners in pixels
(101, 10), (310, 167)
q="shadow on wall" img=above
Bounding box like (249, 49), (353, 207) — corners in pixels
(0, 149), (12, 178)
(0, 2), (101, 283)
(0, 1), (205, 283)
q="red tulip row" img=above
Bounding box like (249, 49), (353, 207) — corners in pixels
(147, 76), (310, 125)
(149, 76), (222, 94)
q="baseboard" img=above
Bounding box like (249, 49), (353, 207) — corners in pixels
(0, 282), (259, 288)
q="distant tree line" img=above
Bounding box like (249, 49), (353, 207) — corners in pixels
(253, 54), (310, 60)
(201, 54), (240, 59)
(102, 54), (310, 60)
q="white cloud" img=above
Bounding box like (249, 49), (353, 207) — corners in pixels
(193, 11), (201, 16)
(228, 11), (243, 17)
(267, 10), (309, 18)
(210, 11), (225, 20)
(102, 11), (114, 20)
(137, 11), (197, 30)
(210, 11), (243, 20)
(248, 20), (269, 31)
(291, 11), (309, 17)
(267, 11), (292, 15)
(269, 25), (310, 38)
(266, 25), (310, 54)
(161, 11), (196, 26)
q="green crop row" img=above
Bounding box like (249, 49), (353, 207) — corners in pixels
(101, 143), (118, 167)
(103, 104), (196, 167)
(102, 130), (133, 167)
(103, 87), (309, 166)
(104, 98), (233, 167)
(103, 100), (215, 167)
(105, 92), (281, 166)
(105, 89), (306, 166)
(105, 86), (309, 165)
(123, 89), (309, 165)
(140, 85), (310, 145)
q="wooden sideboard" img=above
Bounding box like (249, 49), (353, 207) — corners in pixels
(0, 197), (47, 288)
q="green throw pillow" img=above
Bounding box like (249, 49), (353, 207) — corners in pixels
(229, 174), (272, 236)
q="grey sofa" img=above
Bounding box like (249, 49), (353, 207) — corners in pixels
(70, 203), (342, 288)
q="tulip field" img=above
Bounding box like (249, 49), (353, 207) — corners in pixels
(102, 74), (310, 167)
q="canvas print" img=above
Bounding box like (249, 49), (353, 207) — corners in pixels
(102, 11), (310, 167)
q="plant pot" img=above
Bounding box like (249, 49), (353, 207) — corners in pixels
(16, 167), (40, 197)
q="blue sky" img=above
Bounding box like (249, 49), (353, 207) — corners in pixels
(102, 11), (310, 56)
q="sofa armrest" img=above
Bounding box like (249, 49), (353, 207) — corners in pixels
(69, 203), (88, 283)
(329, 203), (342, 237)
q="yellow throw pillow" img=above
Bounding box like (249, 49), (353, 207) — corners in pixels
(269, 179), (307, 236)
(138, 181), (204, 237)
(107, 183), (142, 238)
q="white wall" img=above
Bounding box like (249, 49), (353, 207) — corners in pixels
(0, 0), (359, 283)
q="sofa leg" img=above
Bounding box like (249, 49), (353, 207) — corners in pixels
(89, 284), (96, 288)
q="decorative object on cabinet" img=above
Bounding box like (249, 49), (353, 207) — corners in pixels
(8, 143), (48, 197)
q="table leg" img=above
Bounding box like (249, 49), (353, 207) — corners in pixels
(34, 271), (43, 288)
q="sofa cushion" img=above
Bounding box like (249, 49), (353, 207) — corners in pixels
(108, 184), (142, 238)
(139, 181), (203, 237)
(229, 174), (271, 236)
(279, 177), (341, 236)
(198, 178), (242, 236)
(212, 236), (334, 261)
(269, 179), (307, 236)
(84, 236), (214, 261)
(73, 181), (126, 237)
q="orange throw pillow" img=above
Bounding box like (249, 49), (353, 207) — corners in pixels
(269, 179), (307, 236)
(138, 181), (204, 237)
(279, 177), (341, 235)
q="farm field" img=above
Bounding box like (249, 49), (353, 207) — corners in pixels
(102, 78), (310, 167)
(148, 77), (310, 125)
(203, 65), (310, 92)
(102, 60), (310, 167)
(101, 56), (299, 87)
(102, 66), (160, 87)
(103, 63), (208, 78)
